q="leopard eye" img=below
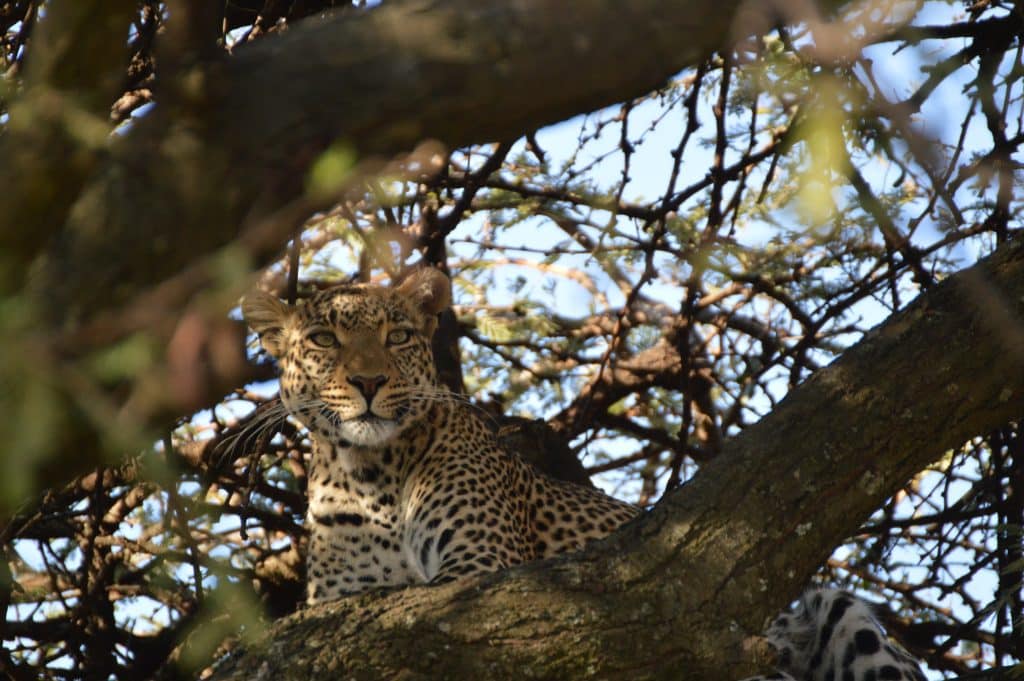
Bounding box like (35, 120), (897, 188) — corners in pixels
(308, 331), (339, 348)
(386, 328), (412, 346)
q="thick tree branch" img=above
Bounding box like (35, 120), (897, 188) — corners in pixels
(210, 234), (1024, 680)
(24, 0), (758, 323)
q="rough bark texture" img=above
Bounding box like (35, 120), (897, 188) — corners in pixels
(210, 235), (1024, 680)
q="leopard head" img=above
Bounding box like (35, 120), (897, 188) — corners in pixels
(242, 268), (451, 447)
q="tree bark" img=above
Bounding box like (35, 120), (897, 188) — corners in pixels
(209, 234), (1024, 680)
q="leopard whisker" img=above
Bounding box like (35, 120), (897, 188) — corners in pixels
(399, 390), (501, 428)
(215, 397), (323, 468)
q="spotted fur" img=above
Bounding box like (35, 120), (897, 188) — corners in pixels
(242, 269), (925, 680)
(741, 589), (926, 681)
(242, 269), (637, 603)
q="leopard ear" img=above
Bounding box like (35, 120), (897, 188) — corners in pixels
(396, 267), (451, 335)
(241, 291), (293, 358)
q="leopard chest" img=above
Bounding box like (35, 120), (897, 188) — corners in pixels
(305, 444), (423, 602)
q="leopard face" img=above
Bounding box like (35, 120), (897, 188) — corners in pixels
(242, 269), (451, 447)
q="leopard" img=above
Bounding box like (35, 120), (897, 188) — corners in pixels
(241, 267), (926, 681)
(739, 589), (926, 681)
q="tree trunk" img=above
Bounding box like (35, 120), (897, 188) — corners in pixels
(209, 234), (1024, 680)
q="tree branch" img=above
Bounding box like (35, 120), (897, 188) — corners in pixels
(23, 0), (759, 323)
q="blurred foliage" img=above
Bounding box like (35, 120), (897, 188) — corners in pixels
(2, 0), (1024, 678)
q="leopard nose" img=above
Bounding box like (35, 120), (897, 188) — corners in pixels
(347, 374), (389, 401)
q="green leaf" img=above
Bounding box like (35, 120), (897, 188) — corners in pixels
(307, 142), (358, 198)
